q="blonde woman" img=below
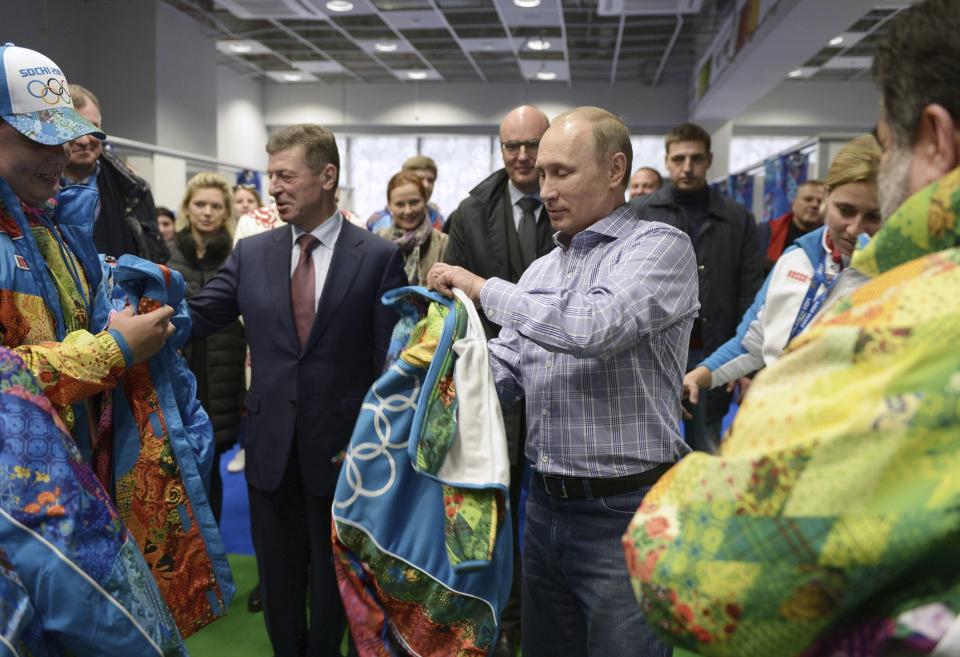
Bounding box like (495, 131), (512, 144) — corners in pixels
(167, 172), (245, 524)
(683, 135), (883, 412)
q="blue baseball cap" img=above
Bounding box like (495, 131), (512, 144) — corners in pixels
(0, 43), (106, 145)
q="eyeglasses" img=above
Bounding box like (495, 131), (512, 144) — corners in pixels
(500, 139), (540, 154)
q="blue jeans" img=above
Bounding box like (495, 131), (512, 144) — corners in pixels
(521, 475), (671, 657)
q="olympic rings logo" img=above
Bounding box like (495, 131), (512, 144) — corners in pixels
(26, 78), (70, 106)
(334, 364), (420, 510)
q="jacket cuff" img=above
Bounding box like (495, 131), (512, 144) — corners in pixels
(106, 329), (134, 367)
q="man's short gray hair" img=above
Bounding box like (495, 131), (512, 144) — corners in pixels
(69, 84), (100, 111)
(553, 107), (633, 188)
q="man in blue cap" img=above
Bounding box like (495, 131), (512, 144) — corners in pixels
(0, 42), (174, 426)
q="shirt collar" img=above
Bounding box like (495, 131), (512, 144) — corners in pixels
(508, 181), (540, 206)
(552, 203), (636, 251)
(291, 210), (343, 249)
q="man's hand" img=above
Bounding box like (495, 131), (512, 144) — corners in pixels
(426, 263), (486, 303)
(109, 305), (176, 365)
(681, 366), (712, 420)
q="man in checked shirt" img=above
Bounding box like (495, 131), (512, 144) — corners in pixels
(428, 106), (699, 657)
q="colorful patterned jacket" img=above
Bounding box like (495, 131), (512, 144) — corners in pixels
(98, 255), (234, 638)
(333, 286), (512, 657)
(0, 346), (187, 656)
(0, 178), (129, 442)
(0, 178), (232, 637)
(623, 167), (960, 656)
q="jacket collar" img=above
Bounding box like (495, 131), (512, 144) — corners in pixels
(646, 185), (735, 221)
(852, 165), (960, 277)
(468, 168), (510, 206)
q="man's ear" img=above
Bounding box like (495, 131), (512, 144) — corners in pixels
(911, 104), (959, 185)
(610, 152), (627, 188)
(706, 151), (714, 170)
(322, 163), (339, 191)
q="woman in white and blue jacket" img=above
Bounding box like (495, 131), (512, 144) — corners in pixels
(683, 135), (883, 409)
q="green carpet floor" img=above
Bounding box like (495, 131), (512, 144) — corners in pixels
(184, 554), (700, 657)
(185, 555), (272, 657)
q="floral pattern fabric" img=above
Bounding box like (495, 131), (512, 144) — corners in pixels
(0, 346), (186, 656)
(624, 167), (960, 657)
(333, 286), (512, 657)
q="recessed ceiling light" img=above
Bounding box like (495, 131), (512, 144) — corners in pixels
(527, 38), (551, 51)
(408, 70), (428, 80)
(536, 71), (556, 80)
(514, 0), (541, 7)
(229, 42), (253, 53)
(788, 69), (804, 78)
(326, 0), (354, 11)
(283, 72), (304, 82)
(374, 42), (398, 52)
(829, 36), (844, 46)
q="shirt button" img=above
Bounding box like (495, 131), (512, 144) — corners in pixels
(540, 455), (548, 463)
(566, 272), (574, 279)
(542, 408), (549, 416)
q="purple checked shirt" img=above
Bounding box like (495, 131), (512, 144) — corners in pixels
(481, 203), (699, 478)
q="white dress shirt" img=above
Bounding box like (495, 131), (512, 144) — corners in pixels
(507, 181), (544, 231)
(290, 210), (343, 312)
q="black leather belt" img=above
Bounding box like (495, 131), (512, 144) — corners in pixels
(538, 463), (673, 500)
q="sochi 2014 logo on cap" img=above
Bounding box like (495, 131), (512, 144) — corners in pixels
(3, 46), (74, 113)
(23, 72), (70, 107)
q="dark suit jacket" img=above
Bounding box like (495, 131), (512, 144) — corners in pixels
(187, 219), (407, 497)
(443, 168), (554, 340)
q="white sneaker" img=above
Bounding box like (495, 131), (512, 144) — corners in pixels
(227, 448), (245, 473)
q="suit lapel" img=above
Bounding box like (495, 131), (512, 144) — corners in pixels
(266, 225), (302, 353)
(303, 221), (365, 354)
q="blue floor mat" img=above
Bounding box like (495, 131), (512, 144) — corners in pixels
(218, 444), (255, 556)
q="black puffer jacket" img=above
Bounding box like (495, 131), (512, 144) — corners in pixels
(167, 228), (245, 447)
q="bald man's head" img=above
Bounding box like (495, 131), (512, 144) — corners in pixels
(499, 105), (549, 194)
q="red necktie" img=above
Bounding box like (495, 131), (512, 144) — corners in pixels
(291, 233), (320, 349)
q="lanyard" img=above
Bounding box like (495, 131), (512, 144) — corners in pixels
(788, 255), (837, 341)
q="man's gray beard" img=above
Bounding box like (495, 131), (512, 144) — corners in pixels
(878, 143), (912, 224)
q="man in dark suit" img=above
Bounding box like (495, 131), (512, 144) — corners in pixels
(442, 104), (551, 657)
(187, 124), (407, 657)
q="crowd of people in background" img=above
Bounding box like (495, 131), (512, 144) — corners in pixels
(1, 0), (959, 655)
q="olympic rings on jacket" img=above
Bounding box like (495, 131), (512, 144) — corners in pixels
(27, 78), (70, 105)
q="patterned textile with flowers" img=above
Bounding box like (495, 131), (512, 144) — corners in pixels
(333, 286), (512, 657)
(0, 191), (127, 430)
(101, 256), (233, 639)
(0, 346), (186, 656)
(624, 167), (960, 657)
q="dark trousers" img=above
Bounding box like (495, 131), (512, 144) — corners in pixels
(499, 457), (524, 640)
(684, 349), (722, 453)
(247, 445), (346, 657)
(209, 442), (229, 524)
(521, 476), (670, 657)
